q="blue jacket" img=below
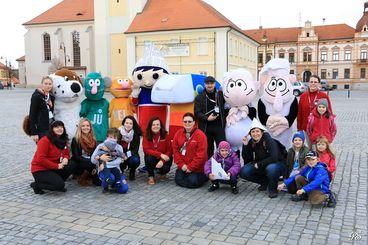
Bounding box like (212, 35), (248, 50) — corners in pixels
(284, 162), (330, 194)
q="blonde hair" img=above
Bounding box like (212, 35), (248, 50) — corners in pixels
(316, 136), (336, 159)
(41, 76), (53, 84)
(75, 118), (96, 144)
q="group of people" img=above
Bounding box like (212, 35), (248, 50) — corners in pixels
(27, 74), (337, 207)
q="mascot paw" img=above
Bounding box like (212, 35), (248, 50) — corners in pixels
(226, 114), (238, 126)
(131, 88), (141, 98)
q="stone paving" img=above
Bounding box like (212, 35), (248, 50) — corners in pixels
(0, 88), (366, 245)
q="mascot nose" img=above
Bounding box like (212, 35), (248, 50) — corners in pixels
(71, 83), (81, 93)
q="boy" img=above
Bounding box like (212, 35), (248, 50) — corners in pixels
(278, 150), (337, 207)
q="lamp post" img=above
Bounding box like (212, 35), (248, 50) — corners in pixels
(59, 42), (67, 67)
(262, 32), (268, 66)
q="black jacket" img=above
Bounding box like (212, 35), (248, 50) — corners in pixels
(29, 89), (55, 136)
(71, 137), (96, 165)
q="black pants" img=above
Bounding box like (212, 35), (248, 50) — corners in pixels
(175, 169), (208, 188)
(211, 175), (238, 187)
(72, 159), (95, 176)
(144, 155), (172, 177)
(32, 165), (73, 191)
(205, 125), (225, 159)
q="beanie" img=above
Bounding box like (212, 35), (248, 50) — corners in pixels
(317, 98), (328, 108)
(104, 138), (117, 151)
(292, 131), (305, 143)
(218, 141), (231, 151)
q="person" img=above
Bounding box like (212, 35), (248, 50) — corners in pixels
(194, 76), (226, 159)
(29, 76), (55, 143)
(297, 75), (333, 132)
(143, 116), (173, 185)
(30, 121), (74, 194)
(204, 140), (241, 194)
(91, 128), (125, 193)
(286, 131), (309, 178)
(315, 136), (336, 181)
(306, 98), (337, 146)
(239, 118), (286, 198)
(70, 118), (99, 186)
(172, 112), (208, 188)
(118, 115), (142, 180)
(277, 150), (337, 207)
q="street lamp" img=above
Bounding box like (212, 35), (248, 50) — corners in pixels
(59, 42), (67, 66)
(262, 32), (268, 65)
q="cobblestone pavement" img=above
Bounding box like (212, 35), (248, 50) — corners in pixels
(0, 89), (366, 245)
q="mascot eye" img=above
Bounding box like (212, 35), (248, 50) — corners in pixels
(88, 79), (94, 86)
(95, 79), (101, 86)
(228, 81), (236, 89)
(277, 79), (287, 92)
(267, 79), (277, 92)
(137, 74), (143, 80)
(64, 76), (69, 81)
(117, 79), (123, 84)
(152, 73), (159, 80)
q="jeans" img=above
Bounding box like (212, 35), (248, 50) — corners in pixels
(144, 155), (172, 177)
(120, 155), (140, 172)
(240, 162), (286, 192)
(102, 167), (121, 186)
(174, 169), (208, 188)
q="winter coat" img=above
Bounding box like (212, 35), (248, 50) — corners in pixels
(70, 137), (96, 166)
(286, 145), (309, 176)
(91, 142), (124, 169)
(119, 130), (141, 157)
(143, 133), (172, 162)
(172, 127), (208, 173)
(204, 149), (241, 177)
(306, 107), (336, 144)
(284, 162), (330, 194)
(318, 150), (336, 180)
(29, 89), (55, 136)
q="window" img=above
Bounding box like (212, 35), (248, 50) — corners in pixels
(72, 31), (81, 67)
(43, 33), (51, 61)
(258, 53), (264, 64)
(344, 69), (350, 79)
(266, 52), (272, 63)
(279, 53), (285, 58)
(289, 53), (295, 63)
(332, 69), (338, 79)
(306, 32), (310, 37)
(361, 68), (366, 78)
(321, 69), (327, 79)
(344, 50), (351, 61)
(197, 37), (208, 56)
(199, 71), (207, 76)
(332, 51), (339, 61)
(321, 51), (327, 62)
(290, 70), (295, 74)
(303, 52), (312, 62)
(360, 50), (367, 60)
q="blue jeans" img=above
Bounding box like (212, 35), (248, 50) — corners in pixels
(120, 155), (140, 171)
(175, 169), (208, 188)
(102, 167), (121, 186)
(240, 162), (286, 192)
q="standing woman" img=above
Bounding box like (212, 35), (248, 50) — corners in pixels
(119, 115), (142, 180)
(297, 75), (333, 132)
(143, 116), (173, 185)
(71, 118), (98, 186)
(172, 112), (208, 188)
(29, 76), (55, 143)
(30, 121), (74, 194)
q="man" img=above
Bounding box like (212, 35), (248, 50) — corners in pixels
(194, 76), (226, 159)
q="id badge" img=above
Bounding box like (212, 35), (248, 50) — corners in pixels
(181, 149), (186, 156)
(59, 157), (63, 163)
(214, 106), (219, 114)
(126, 151), (132, 158)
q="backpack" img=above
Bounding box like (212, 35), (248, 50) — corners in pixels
(22, 115), (31, 136)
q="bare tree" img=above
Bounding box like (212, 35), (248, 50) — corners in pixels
(48, 56), (63, 74)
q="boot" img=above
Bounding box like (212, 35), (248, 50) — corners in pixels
(129, 169), (136, 181)
(78, 170), (91, 186)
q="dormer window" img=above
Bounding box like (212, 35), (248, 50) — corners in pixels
(306, 32), (310, 37)
(363, 25), (368, 32)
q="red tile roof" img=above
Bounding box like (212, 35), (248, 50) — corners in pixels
(244, 24), (356, 44)
(23, 0), (93, 25)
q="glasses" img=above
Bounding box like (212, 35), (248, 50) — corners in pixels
(183, 120), (194, 123)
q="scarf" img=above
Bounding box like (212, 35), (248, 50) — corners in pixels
(119, 126), (134, 143)
(80, 134), (96, 154)
(49, 135), (67, 150)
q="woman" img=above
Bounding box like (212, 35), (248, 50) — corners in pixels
(297, 75), (333, 132)
(143, 116), (173, 185)
(239, 118), (286, 198)
(172, 112), (208, 188)
(71, 118), (99, 186)
(30, 121), (74, 194)
(29, 76), (55, 143)
(119, 115), (142, 180)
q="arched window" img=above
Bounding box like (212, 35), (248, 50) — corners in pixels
(72, 31), (80, 67)
(43, 33), (51, 61)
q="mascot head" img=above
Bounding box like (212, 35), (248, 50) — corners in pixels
(132, 44), (169, 89)
(259, 58), (296, 112)
(50, 68), (83, 102)
(222, 69), (259, 107)
(110, 77), (132, 98)
(84, 72), (111, 101)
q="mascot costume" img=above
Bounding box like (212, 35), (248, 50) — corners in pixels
(258, 58), (298, 149)
(50, 68), (84, 137)
(80, 72), (111, 142)
(131, 44), (169, 133)
(109, 77), (134, 128)
(222, 69), (259, 151)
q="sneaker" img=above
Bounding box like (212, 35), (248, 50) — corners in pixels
(327, 191), (337, 208)
(138, 166), (148, 173)
(148, 177), (155, 185)
(257, 184), (267, 191)
(231, 186), (239, 194)
(30, 182), (45, 195)
(291, 194), (307, 202)
(208, 184), (219, 192)
(102, 187), (109, 194)
(268, 191), (278, 198)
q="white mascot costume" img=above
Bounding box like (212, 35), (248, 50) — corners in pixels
(222, 69), (259, 151)
(50, 68), (84, 137)
(258, 58), (298, 149)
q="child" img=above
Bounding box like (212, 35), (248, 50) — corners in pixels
(286, 131), (309, 178)
(277, 150), (337, 207)
(307, 98), (337, 145)
(204, 141), (241, 194)
(316, 136), (336, 181)
(92, 128), (126, 193)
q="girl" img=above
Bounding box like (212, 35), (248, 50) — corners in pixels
(143, 116), (172, 185)
(307, 98), (337, 145)
(286, 131), (309, 178)
(204, 141), (241, 194)
(119, 115), (142, 180)
(316, 136), (336, 181)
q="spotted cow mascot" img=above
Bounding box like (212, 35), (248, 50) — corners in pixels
(258, 58), (298, 149)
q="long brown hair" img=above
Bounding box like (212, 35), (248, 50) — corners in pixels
(316, 136), (335, 159)
(75, 118), (96, 153)
(145, 116), (167, 141)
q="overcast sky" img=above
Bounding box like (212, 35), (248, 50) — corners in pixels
(0, 0), (365, 68)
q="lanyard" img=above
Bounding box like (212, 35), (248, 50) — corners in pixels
(153, 136), (161, 149)
(308, 91), (319, 111)
(205, 91), (217, 105)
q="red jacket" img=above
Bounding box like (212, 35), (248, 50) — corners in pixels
(306, 107), (336, 144)
(318, 150), (336, 180)
(297, 90), (333, 131)
(143, 133), (172, 162)
(31, 136), (70, 173)
(172, 128), (207, 173)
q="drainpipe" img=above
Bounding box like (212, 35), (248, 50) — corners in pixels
(225, 28), (231, 73)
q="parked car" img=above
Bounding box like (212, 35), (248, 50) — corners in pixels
(320, 80), (333, 91)
(292, 81), (306, 96)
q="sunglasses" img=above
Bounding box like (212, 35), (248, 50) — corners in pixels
(183, 120), (194, 123)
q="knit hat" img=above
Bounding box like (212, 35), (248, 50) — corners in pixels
(249, 118), (267, 134)
(133, 43), (169, 73)
(218, 141), (231, 151)
(260, 58), (290, 76)
(292, 131), (305, 143)
(104, 138), (117, 151)
(305, 150), (318, 159)
(317, 98), (328, 108)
